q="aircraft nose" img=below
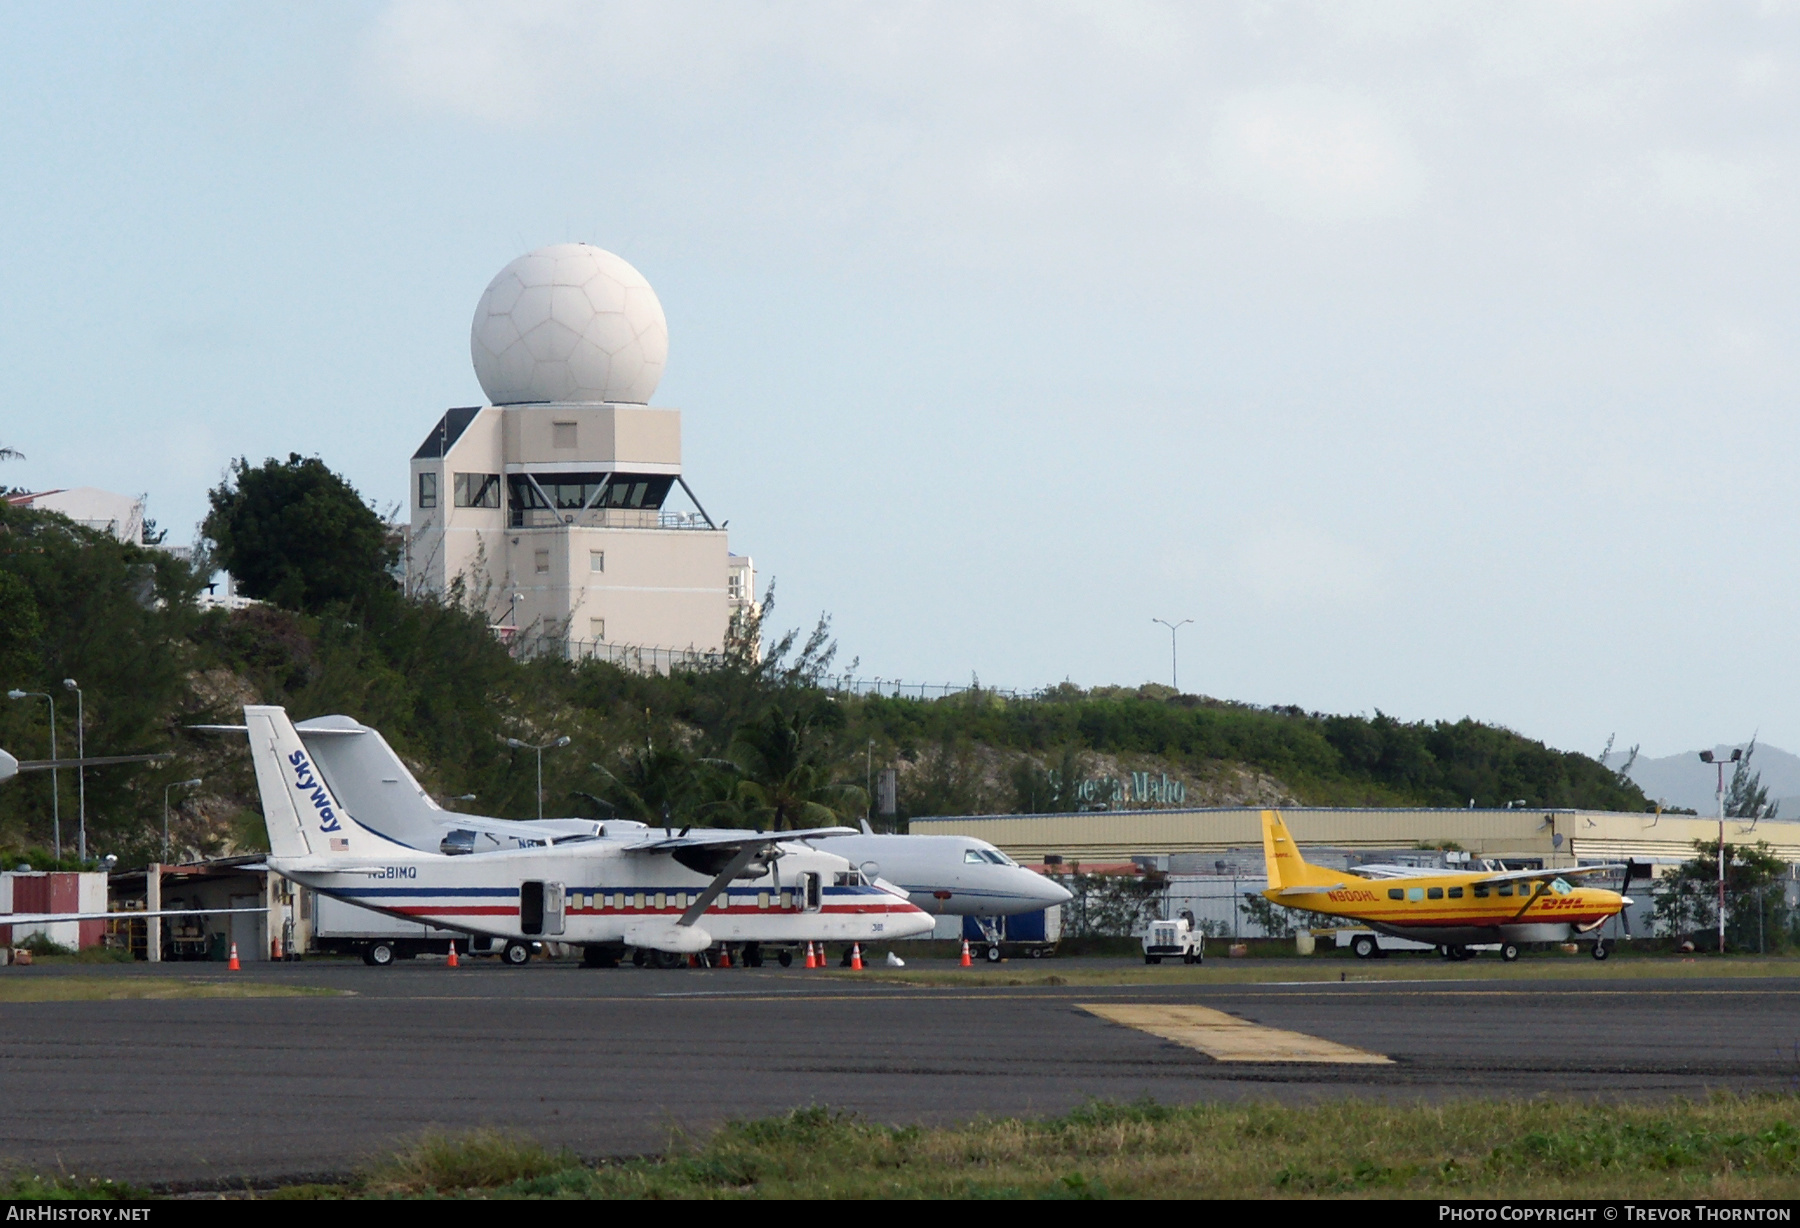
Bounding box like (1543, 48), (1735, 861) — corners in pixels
(1029, 871), (1074, 906)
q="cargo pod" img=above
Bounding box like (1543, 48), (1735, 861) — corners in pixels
(520, 881), (565, 936)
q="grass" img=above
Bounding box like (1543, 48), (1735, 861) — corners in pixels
(237, 1096), (1800, 1199)
(0, 976), (342, 1003)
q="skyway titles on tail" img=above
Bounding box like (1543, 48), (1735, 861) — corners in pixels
(246, 705), (397, 863)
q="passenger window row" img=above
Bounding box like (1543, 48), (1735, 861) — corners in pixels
(1385, 884), (1468, 902)
(567, 890), (797, 911)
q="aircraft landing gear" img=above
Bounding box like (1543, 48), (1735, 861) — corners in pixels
(1501, 943), (1520, 962)
(1351, 934), (1378, 960)
(502, 940), (532, 966)
(1591, 939), (1610, 961)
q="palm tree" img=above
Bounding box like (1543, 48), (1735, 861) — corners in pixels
(717, 706), (866, 830)
(590, 742), (703, 827)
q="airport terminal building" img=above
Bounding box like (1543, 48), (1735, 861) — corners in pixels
(406, 245), (754, 664)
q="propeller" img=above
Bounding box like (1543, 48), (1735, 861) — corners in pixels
(1616, 859), (1646, 939)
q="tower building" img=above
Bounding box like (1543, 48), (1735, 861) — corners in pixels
(407, 244), (752, 660)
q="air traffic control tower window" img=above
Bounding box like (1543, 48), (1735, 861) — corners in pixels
(507, 473), (678, 527)
(454, 473), (501, 508)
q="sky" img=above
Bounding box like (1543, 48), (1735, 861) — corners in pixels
(2, 2), (1797, 760)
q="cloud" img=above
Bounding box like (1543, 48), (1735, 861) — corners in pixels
(1231, 521), (1384, 608)
(1650, 148), (1777, 214)
(1210, 87), (1426, 220)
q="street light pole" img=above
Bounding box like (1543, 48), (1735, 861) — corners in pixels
(6, 690), (58, 859)
(162, 778), (202, 863)
(507, 736), (570, 821)
(1151, 618), (1194, 692)
(1699, 747), (1741, 955)
(62, 680), (84, 862)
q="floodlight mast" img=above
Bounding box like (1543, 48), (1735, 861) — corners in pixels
(1698, 748), (1743, 955)
(6, 690), (58, 858)
(1152, 618), (1194, 692)
(507, 735), (571, 821)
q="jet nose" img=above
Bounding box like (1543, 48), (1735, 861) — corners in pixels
(1027, 870), (1074, 906)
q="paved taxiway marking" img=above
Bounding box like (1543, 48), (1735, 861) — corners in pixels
(1080, 1003), (1394, 1064)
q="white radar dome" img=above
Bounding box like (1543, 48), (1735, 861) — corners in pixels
(470, 243), (668, 405)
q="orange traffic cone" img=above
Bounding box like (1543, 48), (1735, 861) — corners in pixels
(271, 935), (283, 961)
(960, 939), (972, 968)
(803, 942), (816, 969)
(446, 942), (459, 968)
(851, 943), (863, 971)
(719, 946), (732, 968)
(227, 942), (240, 971)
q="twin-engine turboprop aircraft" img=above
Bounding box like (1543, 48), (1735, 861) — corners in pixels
(1259, 810), (1634, 961)
(243, 705), (933, 965)
(267, 714), (1072, 927)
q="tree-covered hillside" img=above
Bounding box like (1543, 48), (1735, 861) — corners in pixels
(0, 464), (1652, 868)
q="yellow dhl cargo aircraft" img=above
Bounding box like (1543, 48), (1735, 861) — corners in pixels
(1259, 810), (1636, 962)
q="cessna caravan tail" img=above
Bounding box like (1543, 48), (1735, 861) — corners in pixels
(242, 705), (933, 961)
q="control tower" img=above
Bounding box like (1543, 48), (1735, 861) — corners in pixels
(406, 244), (753, 658)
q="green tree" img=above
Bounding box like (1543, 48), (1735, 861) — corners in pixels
(1724, 739), (1779, 823)
(203, 455), (396, 614)
(1652, 840), (1791, 951)
(720, 706), (866, 830)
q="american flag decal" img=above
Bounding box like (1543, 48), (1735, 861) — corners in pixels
(330, 838), (349, 851)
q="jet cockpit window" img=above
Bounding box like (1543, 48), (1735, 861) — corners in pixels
(964, 849), (986, 863)
(978, 849), (1009, 865)
(833, 870), (866, 887)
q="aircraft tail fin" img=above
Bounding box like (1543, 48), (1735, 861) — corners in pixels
(245, 705), (396, 862)
(1261, 810), (1336, 892)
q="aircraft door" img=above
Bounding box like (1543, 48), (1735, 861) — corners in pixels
(543, 882), (565, 935)
(520, 881), (543, 935)
(800, 872), (822, 913)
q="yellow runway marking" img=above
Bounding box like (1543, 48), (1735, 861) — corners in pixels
(1081, 1003), (1393, 1064)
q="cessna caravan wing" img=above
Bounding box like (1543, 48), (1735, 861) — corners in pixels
(240, 705), (931, 961)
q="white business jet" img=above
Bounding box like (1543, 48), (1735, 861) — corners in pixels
(278, 715), (1072, 952)
(242, 706), (932, 966)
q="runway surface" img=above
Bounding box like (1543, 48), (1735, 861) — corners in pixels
(3, 958), (1799, 1185)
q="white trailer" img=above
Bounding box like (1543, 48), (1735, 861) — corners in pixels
(1334, 927), (1500, 959)
(311, 892), (508, 966)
